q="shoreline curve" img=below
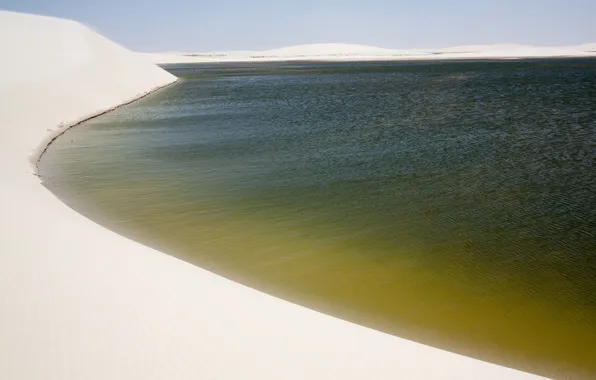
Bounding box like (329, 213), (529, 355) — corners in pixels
(32, 80), (180, 174)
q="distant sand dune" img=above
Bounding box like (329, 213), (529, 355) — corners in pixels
(263, 43), (410, 56)
(421, 43), (532, 53)
(142, 42), (596, 64)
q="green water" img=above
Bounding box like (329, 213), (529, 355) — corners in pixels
(40, 60), (596, 379)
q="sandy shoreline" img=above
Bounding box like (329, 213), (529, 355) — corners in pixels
(0, 10), (551, 379)
(31, 81), (178, 174)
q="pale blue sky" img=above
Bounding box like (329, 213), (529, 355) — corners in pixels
(4, 0), (595, 52)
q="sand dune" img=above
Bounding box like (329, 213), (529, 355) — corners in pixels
(420, 43), (532, 53)
(1, 10), (550, 380)
(143, 42), (596, 64)
(576, 42), (596, 51)
(263, 43), (411, 56)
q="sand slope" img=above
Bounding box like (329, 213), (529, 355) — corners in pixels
(0, 10), (548, 380)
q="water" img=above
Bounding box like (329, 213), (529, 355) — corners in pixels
(40, 59), (596, 378)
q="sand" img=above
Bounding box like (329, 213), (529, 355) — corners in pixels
(141, 42), (596, 64)
(0, 10), (550, 380)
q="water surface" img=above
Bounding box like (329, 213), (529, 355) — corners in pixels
(41, 59), (596, 378)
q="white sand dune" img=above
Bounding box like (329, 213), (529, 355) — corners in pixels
(0, 10), (551, 380)
(140, 44), (419, 64)
(420, 43), (532, 53)
(421, 45), (596, 59)
(143, 42), (596, 64)
(576, 42), (596, 51)
(263, 43), (411, 56)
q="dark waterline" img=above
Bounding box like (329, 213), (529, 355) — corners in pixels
(41, 59), (596, 379)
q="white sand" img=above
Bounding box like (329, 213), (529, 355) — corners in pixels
(420, 44), (532, 53)
(263, 43), (413, 56)
(576, 42), (596, 51)
(143, 42), (596, 64)
(0, 10), (550, 380)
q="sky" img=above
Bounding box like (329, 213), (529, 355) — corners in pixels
(4, 0), (596, 52)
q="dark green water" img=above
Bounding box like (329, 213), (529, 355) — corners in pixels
(41, 60), (596, 379)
